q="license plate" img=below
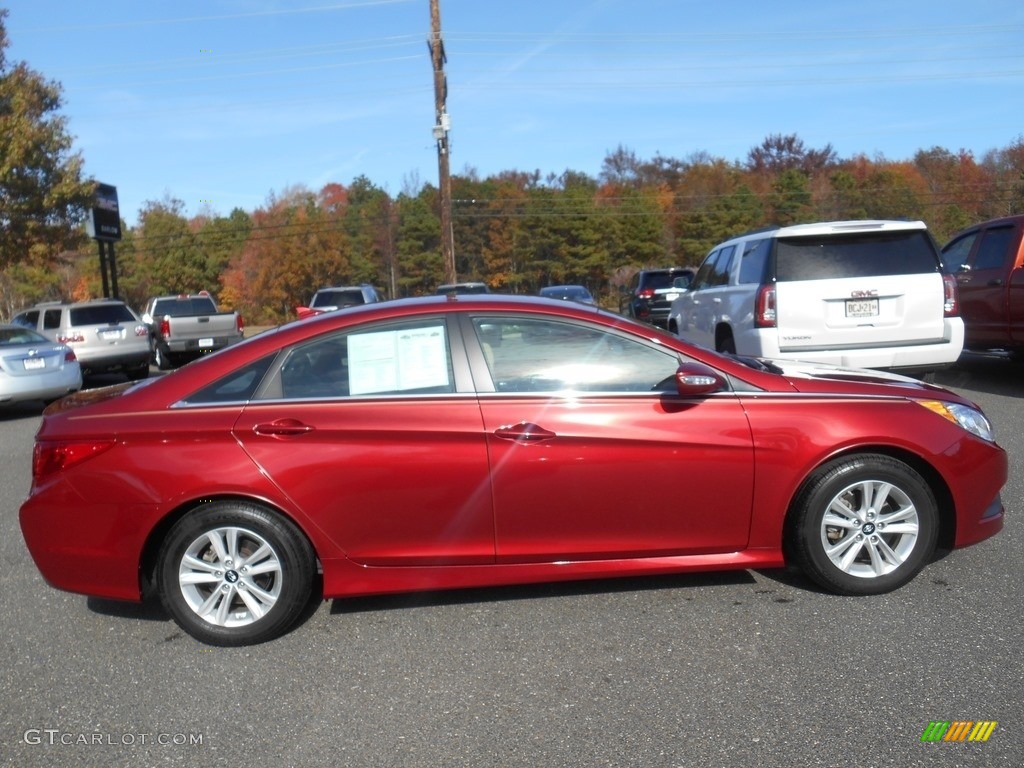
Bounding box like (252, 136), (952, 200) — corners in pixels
(665, 292), (680, 302)
(199, 337), (214, 347)
(845, 299), (878, 318)
(23, 357), (45, 370)
(100, 329), (122, 340)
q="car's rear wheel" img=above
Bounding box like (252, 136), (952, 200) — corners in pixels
(153, 342), (173, 371)
(788, 454), (938, 595)
(716, 332), (736, 355)
(126, 362), (150, 381)
(157, 502), (315, 646)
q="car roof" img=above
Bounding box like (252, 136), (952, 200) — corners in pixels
(727, 219), (927, 243)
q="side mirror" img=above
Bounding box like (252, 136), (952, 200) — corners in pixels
(674, 362), (725, 396)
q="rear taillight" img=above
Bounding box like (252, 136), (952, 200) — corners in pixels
(637, 288), (655, 300)
(63, 350), (77, 363)
(942, 274), (959, 317)
(236, 314), (245, 333)
(32, 440), (115, 483)
(755, 284), (777, 328)
(160, 317), (171, 339)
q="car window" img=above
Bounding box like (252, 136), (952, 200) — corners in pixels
(775, 231), (940, 281)
(690, 249), (719, 291)
(43, 309), (62, 330)
(69, 304), (138, 325)
(972, 226), (1015, 271)
(738, 238), (772, 284)
(641, 272), (676, 290)
(312, 289), (365, 308)
(0, 327), (48, 345)
(471, 316), (680, 393)
(270, 318), (454, 400)
(11, 311), (38, 329)
(710, 245), (736, 286)
(153, 297), (219, 315)
(180, 356), (277, 405)
(941, 231), (977, 271)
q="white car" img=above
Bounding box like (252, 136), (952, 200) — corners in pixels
(667, 220), (964, 373)
(0, 325), (82, 405)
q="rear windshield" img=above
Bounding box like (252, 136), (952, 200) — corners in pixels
(313, 290), (365, 307)
(153, 297), (218, 316)
(69, 304), (138, 326)
(640, 271), (683, 289)
(774, 231), (941, 282)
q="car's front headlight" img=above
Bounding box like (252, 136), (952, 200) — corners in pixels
(916, 400), (996, 442)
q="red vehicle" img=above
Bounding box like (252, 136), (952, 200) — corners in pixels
(942, 214), (1024, 360)
(20, 295), (1006, 646)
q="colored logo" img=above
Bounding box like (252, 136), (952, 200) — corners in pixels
(921, 721), (997, 742)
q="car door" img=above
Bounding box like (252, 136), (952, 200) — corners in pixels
(463, 313), (755, 562)
(232, 316), (495, 566)
(948, 223), (1018, 345)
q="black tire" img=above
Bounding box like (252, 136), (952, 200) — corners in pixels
(157, 501), (316, 646)
(153, 341), (173, 371)
(787, 454), (938, 595)
(126, 363), (150, 381)
(716, 332), (736, 355)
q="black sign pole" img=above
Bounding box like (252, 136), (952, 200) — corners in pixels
(97, 240), (111, 298)
(109, 241), (120, 299)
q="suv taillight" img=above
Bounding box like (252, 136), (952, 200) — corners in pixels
(637, 288), (655, 299)
(942, 274), (959, 317)
(32, 440), (115, 483)
(755, 284), (777, 328)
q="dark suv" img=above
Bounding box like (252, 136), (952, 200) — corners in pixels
(620, 268), (695, 328)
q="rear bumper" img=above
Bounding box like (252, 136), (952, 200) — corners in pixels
(164, 335), (243, 354)
(739, 323), (965, 370)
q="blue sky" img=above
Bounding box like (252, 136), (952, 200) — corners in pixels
(5, 0), (1023, 226)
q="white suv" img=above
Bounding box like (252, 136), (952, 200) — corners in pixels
(667, 220), (963, 372)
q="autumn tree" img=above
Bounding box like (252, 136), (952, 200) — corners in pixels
(0, 9), (94, 305)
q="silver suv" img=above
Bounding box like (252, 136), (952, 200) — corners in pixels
(11, 299), (151, 380)
(667, 220), (964, 373)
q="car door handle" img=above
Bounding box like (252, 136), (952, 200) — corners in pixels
(494, 422), (556, 442)
(987, 278), (1004, 287)
(253, 419), (315, 437)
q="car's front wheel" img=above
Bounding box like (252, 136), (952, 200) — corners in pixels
(157, 502), (316, 646)
(787, 454), (938, 595)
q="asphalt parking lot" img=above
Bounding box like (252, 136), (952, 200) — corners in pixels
(1, 354), (1021, 767)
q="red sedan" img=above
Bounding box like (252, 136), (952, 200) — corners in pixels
(20, 295), (1006, 645)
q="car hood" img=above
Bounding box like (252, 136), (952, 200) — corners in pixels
(763, 358), (954, 397)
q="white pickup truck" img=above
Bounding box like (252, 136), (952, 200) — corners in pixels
(142, 292), (244, 370)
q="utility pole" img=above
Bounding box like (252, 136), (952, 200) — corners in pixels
(429, 0), (456, 284)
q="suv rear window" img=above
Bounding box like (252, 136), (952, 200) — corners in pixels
(775, 231), (940, 282)
(639, 271), (678, 289)
(69, 304), (137, 325)
(313, 290), (366, 307)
